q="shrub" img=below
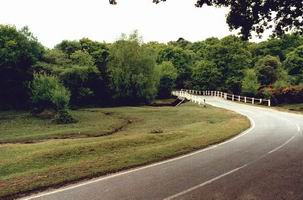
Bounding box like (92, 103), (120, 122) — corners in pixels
(30, 73), (75, 123)
(53, 110), (77, 124)
(259, 85), (303, 105)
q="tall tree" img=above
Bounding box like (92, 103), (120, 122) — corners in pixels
(0, 25), (44, 109)
(108, 32), (159, 104)
(158, 46), (195, 89)
(191, 60), (221, 90)
(156, 61), (178, 98)
(203, 35), (252, 93)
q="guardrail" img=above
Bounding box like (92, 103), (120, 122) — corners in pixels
(172, 89), (271, 107)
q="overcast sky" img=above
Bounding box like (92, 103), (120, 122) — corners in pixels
(0, 0), (268, 48)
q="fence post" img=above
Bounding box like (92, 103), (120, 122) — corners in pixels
(232, 95), (234, 101)
(244, 97), (247, 103)
(238, 96), (241, 101)
(268, 100), (271, 107)
(252, 98), (254, 104)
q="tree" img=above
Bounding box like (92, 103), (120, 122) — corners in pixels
(203, 35), (252, 93)
(191, 60), (221, 90)
(283, 45), (303, 85)
(70, 50), (95, 66)
(157, 46), (195, 89)
(254, 34), (303, 61)
(108, 32), (159, 104)
(256, 55), (281, 85)
(110, 1), (303, 40)
(242, 69), (260, 95)
(156, 61), (178, 98)
(0, 25), (44, 109)
(36, 39), (111, 106)
(55, 40), (81, 57)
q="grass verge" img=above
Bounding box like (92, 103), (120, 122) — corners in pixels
(0, 102), (250, 199)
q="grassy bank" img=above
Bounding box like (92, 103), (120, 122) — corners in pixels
(0, 103), (250, 199)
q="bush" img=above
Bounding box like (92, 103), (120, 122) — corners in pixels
(259, 85), (303, 105)
(30, 73), (76, 123)
(53, 110), (77, 124)
(31, 73), (70, 111)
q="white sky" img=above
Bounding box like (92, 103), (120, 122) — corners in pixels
(0, 0), (268, 48)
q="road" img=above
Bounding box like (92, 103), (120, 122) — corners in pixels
(22, 96), (303, 200)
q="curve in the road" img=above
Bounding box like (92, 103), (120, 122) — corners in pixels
(22, 96), (303, 200)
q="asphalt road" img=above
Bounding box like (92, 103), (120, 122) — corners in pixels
(22, 96), (303, 200)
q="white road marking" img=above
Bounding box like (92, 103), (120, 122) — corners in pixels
(21, 110), (256, 200)
(163, 164), (248, 200)
(267, 134), (296, 154)
(296, 124), (301, 133)
(164, 131), (297, 200)
(163, 97), (300, 200)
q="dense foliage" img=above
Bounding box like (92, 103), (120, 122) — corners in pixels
(0, 25), (44, 109)
(30, 73), (70, 111)
(108, 32), (159, 105)
(1, 25), (303, 111)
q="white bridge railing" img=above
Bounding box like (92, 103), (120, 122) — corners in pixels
(172, 89), (271, 107)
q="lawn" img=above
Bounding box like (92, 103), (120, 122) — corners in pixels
(0, 102), (250, 199)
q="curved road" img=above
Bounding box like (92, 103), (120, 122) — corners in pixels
(22, 96), (303, 200)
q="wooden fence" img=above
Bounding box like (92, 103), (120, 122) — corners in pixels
(172, 89), (271, 107)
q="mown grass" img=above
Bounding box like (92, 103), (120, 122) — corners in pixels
(0, 110), (127, 143)
(0, 103), (250, 199)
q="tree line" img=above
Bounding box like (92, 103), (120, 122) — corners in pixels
(1, 25), (303, 116)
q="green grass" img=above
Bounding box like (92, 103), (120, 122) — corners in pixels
(0, 103), (250, 199)
(151, 98), (176, 104)
(0, 110), (127, 143)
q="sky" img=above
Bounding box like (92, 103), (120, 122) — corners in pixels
(0, 0), (269, 48)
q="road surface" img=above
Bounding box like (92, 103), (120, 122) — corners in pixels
(22, 96), (303, 200)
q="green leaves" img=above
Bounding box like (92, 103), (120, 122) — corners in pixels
(256, 55), (281, 86)
(108, 32), (158, 104)
(30, 73), (70, 111)
(242, 69), (260, 96)
(0, 25), (44, 109)
(283, 45), (303, 85)
(191, 60), (221, 90)
(156, 61), (178, 98)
